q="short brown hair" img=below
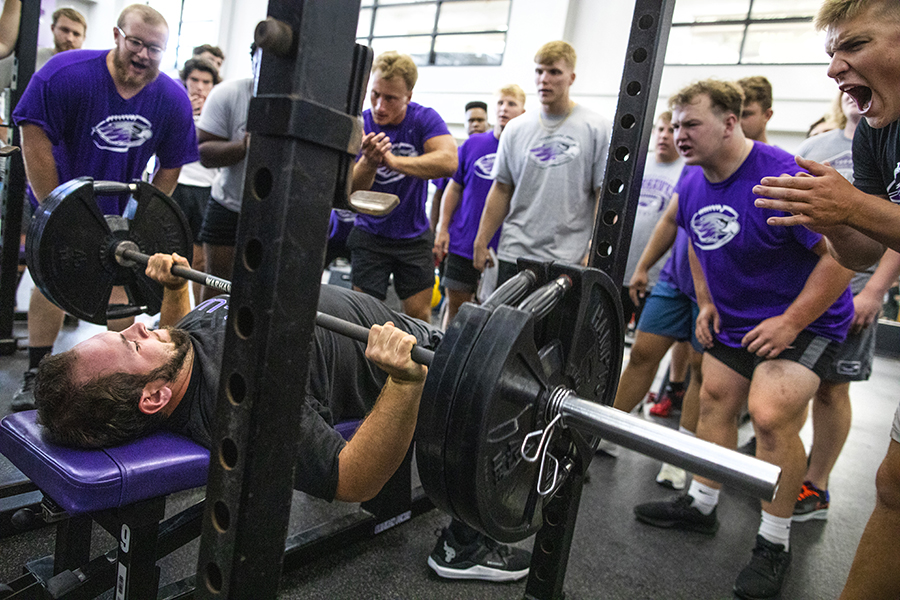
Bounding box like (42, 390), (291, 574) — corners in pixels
(497, 84), (526, 107)
(117, 4), (168, 32)
(534, 40), (576, 70)
(372, 51), (418, 91)
(815, 0), (900, 30)
(52, 7), (87, 31)
(181, 57), (220, 85)
(657, 110), (673, 124)
(668, 79), (744, 119)
(193, 44), (225, 61)
(736, 76), (773, 112)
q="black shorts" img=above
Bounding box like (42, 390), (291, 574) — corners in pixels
(170, 184), (211, 243)
(497, 259), (519, 287)
(347, 228), (434, 301)
(442, 252), (481, 293)
(198, 199), (239, 246)
(707, 329), (838, 381)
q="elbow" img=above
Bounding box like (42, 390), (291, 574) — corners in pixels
(334, 481), (381, 503)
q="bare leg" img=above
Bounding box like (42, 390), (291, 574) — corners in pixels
(679, 348), (704, 433)
(612, 330), (676, 413)
(669, 340), (691, 382)
(839, 439), (900, 600)
(402, 287), (433, 323)
(443, 288), (473, 328)
(27, 287), (65, 348)
(805, 380), (852, 490)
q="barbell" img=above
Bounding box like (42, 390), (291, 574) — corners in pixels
(26, 178), (781, 545)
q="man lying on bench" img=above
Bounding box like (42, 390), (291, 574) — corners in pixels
(30, 252), (531, 581)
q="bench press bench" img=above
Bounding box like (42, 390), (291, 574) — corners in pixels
(0, 411), (428, 599)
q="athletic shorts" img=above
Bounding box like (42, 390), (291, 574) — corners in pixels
(707, 329), (839, 381)
(198, 198), (239, 246)
(170, 184), (211, 243)
(822, 323), (876, 383)
(442, 252), (481, 293)
(636, 281), (702, 352)
(347, 228), (434, 301)
(497, 259), (518, 287)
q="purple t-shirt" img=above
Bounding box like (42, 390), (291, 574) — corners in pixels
(675, 141), (853, 347)
(13, 49), (198, 215)
(355, 102), (451, 239)
(657, 228), (695, 300)
(448, 131), (501, 259)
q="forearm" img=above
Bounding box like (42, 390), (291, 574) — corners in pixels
(152, 167), (181, 196)
(20, 124), (59, 202)
(781, 254), (854, 332)
(474, 181), (512, 247)
(637, 214), (678, 274)
(0, 0), (21, 59)
(159, 284), (191, 327)
(198, 139), (246, 168)
(335, 377), (423, 502)
(351, 156), (379, 193)
(438, 182), (462, 234)
(688, 244), (712, 307)
(386, 148), (457, 180)
(859, 249), (900, 301)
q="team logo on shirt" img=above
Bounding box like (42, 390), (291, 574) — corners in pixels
(887, 161), (900, 203)
(639, 178), (676, 214)
(527, 135), (581, 168)
(375, 142), (418, 185)
(91, 114), (154, 153)
(474, 153), (497, 180)
(690, 204), (741, 250)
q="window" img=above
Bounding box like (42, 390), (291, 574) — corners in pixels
(665, 0), (828, 65)
(358, 0), (512, 66)
(147, 0), (223, 72)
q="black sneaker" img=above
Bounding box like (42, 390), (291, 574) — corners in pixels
(427, 527), (531, 582)
(733, 535), (791, 599)
(11, 368), (38, 412)
(738, 436), (757, 456)
(633, 494), (719, 535)
(792, 481), (829, 522)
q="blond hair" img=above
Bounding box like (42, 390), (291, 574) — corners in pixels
(668, 79), (744, 119)
(372, 51), (418, 91)
(815, 0), (900, 30)
(497, 84), (526, 107)
(534, 41), (576, 70)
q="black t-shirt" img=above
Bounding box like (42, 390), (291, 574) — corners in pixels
(164, 285), (443, 501)
(853, 118), (900, 201)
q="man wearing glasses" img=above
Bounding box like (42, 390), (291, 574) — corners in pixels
(10, 4), (198, 412)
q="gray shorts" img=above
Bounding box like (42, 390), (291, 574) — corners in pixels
(822, 323), (876, 382)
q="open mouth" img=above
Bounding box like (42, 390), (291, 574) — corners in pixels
(843, 85), (873, 112)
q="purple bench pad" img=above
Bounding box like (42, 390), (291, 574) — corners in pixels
(0, 412), (363, 515)
(0, 411), (210, 514)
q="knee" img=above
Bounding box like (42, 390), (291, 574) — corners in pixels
(628, 339), (663, 368)
(875, 450), (900, 511)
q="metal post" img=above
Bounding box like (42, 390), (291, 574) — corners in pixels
(194, 1), (365, 598)
(0, 0), (41, 354)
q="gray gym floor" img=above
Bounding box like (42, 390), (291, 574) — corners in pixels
(0, 272), (896, 599)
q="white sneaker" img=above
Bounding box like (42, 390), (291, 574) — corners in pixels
(656, 463), (686, 490)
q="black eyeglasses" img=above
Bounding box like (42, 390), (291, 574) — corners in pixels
(116, 27), (165, 59)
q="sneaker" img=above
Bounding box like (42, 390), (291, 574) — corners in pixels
(649, 388), (684, 417)
(738, 436), (757, 456)
(427, 527), (531, 582)
(633, 494), (718, 535)
(733, 535), (791, 600)
(656, 463), (687, 490)
(11, 368), (38, 412)
(595, 439), (620, 457)
(792, 481), (829, 522)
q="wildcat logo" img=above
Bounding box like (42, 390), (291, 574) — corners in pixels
(690, 204), (741, 250)
(92, 115), (153, 152)
(887, 161), (900, 203)
(375, 142), (418, 185)
(528, 135), (581, 168)
(474, 152), (496, 180)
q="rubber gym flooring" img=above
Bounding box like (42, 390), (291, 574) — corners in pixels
(0, 274), (896, 599)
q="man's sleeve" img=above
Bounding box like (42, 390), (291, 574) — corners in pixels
(450, 144), (465, 185)
(852, 121), (886, 197)
(293, 394), (348, 502)
(196, 83), (233, 139)
(155, 81), (199, 169)
(12, 68), (67, 145)
(419, 105), (451, 143)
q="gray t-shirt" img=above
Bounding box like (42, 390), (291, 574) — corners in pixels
(196, 77), (253, 213)
(623, 156), (684, 285)
(0, 46), (56, 90)
(492, 104), (611, 264)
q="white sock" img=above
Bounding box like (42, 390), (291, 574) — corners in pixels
(758, 511), (791, 551)
(679, 426), (695, 437)
(687, 480), (719, 515)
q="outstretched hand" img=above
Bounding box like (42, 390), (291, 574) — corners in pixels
(752, 156), (856, 231)
(146, 253), (190, 290)
(366, 321), (427, 385)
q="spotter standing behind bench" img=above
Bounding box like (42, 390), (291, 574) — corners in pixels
(33, 252), (439, 503)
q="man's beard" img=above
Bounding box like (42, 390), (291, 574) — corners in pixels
(112, 46), (159, 88)
(148, 327), (192, 384)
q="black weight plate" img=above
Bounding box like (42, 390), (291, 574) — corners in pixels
(416, 303), (493, 519)
(27, 179), (116, 325)
(446, 306), (549, 543)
